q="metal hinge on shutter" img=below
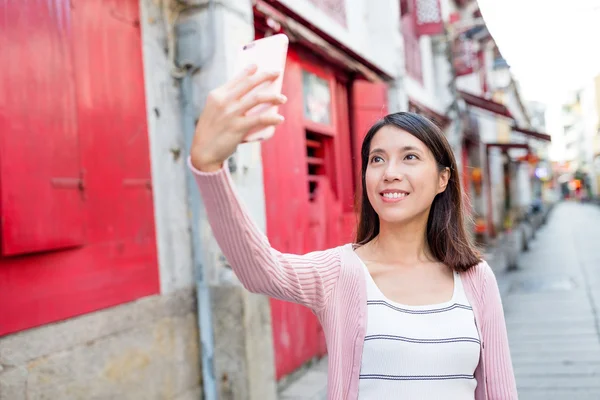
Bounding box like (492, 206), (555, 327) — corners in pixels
(51, 170), (86, 199)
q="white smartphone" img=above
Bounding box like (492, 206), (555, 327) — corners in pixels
(233, 34), (289, 142)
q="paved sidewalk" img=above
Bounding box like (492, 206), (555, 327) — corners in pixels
(279, 357), (328, 400)
(501, 202), (600, 399)
(280, 202), (600, 399)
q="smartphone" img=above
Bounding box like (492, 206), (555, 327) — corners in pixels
(233, 34), (289, 142)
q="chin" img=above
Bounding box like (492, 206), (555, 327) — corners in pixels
(375, 208), (414, 224)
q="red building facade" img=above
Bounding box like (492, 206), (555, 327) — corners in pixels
(0, 0), (159, 337)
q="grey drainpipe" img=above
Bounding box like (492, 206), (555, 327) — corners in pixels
(173, 0), (217, 398)
(182, 71), (218, 400)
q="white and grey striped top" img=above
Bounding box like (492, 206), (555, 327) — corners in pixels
(358, 262), (481, 400)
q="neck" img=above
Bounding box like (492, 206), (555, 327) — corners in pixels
(372, 213), (433, 264)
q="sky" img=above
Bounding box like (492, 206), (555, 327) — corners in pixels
(477, 0), (600, 105)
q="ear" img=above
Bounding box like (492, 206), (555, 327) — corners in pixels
(437, 167), (450, 194)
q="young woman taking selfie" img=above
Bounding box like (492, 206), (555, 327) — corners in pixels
(189, 65), (517, 400)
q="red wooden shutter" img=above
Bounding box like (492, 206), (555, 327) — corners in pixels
(0, 0), (85, 256)
(413, 0), (444, 36)
(351, 80), (389, 188)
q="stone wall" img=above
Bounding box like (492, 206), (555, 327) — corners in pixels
(0, 289), (200, 400)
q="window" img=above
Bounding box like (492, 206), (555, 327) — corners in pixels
(402, 12), (423, 82)
(306, 132), (332, 201)
(303, 70), (332, 125)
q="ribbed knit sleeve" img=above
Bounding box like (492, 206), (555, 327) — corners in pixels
(189, 158), (342, 311)
(480, 262), (518, 399)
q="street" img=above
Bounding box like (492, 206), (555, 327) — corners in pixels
(2, 1), (600, 399)
(503, 201), (600, 399)
(280, 201), (600, 400)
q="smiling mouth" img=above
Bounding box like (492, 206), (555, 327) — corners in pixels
(380, 191), (409, 202)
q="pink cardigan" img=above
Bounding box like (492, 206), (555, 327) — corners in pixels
(191, 161), (518, 400)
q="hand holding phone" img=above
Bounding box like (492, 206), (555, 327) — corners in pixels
(190, 66), (287, 172)
(232, 34), (289, 142)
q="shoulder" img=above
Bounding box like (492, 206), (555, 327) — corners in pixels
(465, 259), (495, 282)
(461, 259), (498, 301)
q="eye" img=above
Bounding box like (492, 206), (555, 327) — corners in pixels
(405, 153), (419, 161)
(370, 155), (384, 163)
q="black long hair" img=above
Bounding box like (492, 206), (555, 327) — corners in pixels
(355, 112), (481, 271)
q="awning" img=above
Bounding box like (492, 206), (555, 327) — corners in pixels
(486, 143), (529, 151)
(486, 143), (530, 162)
(458, 90), (513, 119)
(408, 98), (450, 128)
(512, 126), (551, 142)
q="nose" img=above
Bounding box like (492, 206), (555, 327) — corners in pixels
(383, 162), (404, 182)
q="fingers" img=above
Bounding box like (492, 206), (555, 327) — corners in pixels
(223, 64), (258, 91)
(228, 70), (281, 101)
(237, 112), (285, 133)
(233, 92), (287, 116)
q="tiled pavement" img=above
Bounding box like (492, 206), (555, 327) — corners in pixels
(279, 201), (600, 399)
(502, 202), (600, 399)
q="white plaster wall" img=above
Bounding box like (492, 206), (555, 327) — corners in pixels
(474, 109), (499, 143)
(141, 0), (194, 294)
(440, 0), (457, 21)
(504, 88), (528, 126)
(141, 0), (264, 293)
(277, 0), (400, 76)
(364, 0), (403, 76)
(432, 39), (453, 107)
(456, 73), (482, 95)
(516, 163), (532, 208)
(488, 147), (504, 228)
(545, 102), (567, 162)
(580, 82), (599, 194)
(405, 37), (450, 115)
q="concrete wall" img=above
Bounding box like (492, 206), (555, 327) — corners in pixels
(0, 289), (200, 400)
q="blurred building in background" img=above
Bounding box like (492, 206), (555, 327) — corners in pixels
(547, 74), (600, 201)
(0, 0), (555, 399)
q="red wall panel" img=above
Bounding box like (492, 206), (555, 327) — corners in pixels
(0, 0), (158, 337)
(262, 50), (326, 379)
(351, 80), (389, 189)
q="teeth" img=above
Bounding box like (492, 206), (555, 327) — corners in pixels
(383, 192), (407, 199)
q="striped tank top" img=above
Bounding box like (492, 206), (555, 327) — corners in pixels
(358, 262), (481, 400)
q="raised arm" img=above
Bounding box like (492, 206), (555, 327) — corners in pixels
(189, 64), (341, 311)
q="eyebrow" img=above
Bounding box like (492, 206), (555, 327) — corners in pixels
(369, 146), (423, 155)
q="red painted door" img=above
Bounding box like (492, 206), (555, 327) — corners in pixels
(262, 48), (384, 378)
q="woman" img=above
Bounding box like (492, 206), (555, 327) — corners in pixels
(189, 65), (517, 400)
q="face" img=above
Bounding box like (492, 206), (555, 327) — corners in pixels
(365, 126), (450, 225)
